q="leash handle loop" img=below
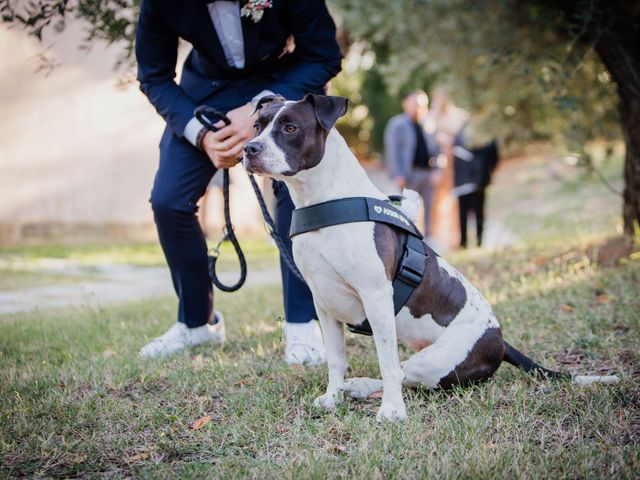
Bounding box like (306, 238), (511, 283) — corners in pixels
(195, 105), (246, 292)
(208, 169), (248, 292)
(194, 106), (230, 132)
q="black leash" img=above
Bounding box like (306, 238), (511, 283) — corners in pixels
(246, 174), (306, 283)
(195, 105), (304, 293)
(196, 106), (246, 292)
(208, 168), (248, 292)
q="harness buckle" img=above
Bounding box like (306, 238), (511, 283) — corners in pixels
(396, 240), (428, 288)
(396, 264), (422, 287)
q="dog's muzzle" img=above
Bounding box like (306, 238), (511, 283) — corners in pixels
(244, 141), (264, 158)
(243, 141), (268, 174)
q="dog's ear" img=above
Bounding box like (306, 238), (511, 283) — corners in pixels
(252, 94), (287, 115)
(303, 94), (348, 131)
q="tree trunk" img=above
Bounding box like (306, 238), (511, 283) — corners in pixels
(590, 6), (640, 235)
(554, 1), (640, 234)
(618, 84), (640, 235)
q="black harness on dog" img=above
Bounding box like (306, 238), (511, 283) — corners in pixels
(290, 197), (429, 336)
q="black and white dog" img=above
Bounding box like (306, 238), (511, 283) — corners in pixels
(242, 94), (618, 422)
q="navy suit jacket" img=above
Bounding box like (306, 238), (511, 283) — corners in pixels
(135, 0), (343, 139)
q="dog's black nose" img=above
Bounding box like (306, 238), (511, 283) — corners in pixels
(244, 142), (264, 157)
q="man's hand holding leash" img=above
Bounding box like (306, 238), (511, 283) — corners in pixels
(201, 104), (256, 168)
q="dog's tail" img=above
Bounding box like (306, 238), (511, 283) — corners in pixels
(398, 188), (421, 223)
(503, 341), (619, 385)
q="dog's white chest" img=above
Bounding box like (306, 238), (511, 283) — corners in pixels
(292, 222), (390, 322)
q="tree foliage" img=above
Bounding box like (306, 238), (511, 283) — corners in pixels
(1, 0), (139, 69)
(332, 0), (620, 152)
(2, 0), (638, 231)
(1, 0), (620, 151)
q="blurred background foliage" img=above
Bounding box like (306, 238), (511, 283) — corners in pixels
(1, 0), (621, 157)
(3, 0), (639, 233)
(329, 0), (620, 159)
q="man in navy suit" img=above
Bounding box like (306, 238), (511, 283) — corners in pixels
(135, 0), (342, 363)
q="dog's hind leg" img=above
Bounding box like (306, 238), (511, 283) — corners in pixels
(342, 324), (504, 399)
(341, 377), (383, 399)
(341, 328), (503, 399)
(402, 324), (504, 389)
(313, 306), (348, 411)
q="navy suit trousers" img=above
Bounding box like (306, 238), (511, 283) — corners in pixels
(151, 121), (317, 328)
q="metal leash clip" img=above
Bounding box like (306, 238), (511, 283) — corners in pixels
(208, 226), (229, 258)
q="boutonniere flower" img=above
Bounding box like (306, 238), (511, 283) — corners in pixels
(241, 0), (273, 23)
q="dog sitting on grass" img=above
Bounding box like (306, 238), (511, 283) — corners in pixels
(242, 93), (619, 422)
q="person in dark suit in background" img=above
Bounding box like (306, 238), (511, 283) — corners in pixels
(452, 135), (499, 248)
(384, 90), (443, 244)
(135, 0), (342, 364)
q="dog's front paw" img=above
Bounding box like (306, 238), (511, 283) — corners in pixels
(376, 401), (407, 423)
(313, 391), (342, 411)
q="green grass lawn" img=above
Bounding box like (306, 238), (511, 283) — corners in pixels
(487, 150), (624, 247)
(1, 151), (639, 478)
(0, 237), (279, 272)
(1, 239), (638, 478)
(0, 237), (279, 292)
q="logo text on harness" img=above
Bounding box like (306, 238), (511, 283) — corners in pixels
(374, 203), (411, 228)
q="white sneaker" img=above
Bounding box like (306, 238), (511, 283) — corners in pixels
(139, 312), (226, 358)
(284, 321), (326, 366)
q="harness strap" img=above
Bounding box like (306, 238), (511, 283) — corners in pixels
(290, 197), (423, 239)
(346, 235), (428, 336)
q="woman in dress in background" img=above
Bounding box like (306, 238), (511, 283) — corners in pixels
(429, 89), (470, 250)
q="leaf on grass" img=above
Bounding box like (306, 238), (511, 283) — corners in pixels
(329, 444), (347, 454)
(369, 391), (384, 398)
(559, 304), (575, 313)
(128, 451), (150, 461)
(192, 414), (212, 430)
(275, 425), (289, 433)
(102, 348), (117, 358)
(597, 294), (613, 304)
(191, 354), (204, 370)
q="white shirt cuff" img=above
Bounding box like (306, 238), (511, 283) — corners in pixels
(184, 117), (205, 147)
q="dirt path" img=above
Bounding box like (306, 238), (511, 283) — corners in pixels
(2, 167), (519, 315)
(0, 264), (281, 315)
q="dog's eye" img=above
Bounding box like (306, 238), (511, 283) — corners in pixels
(283, 124), (298, 134)
(253, 122), (260, 132)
